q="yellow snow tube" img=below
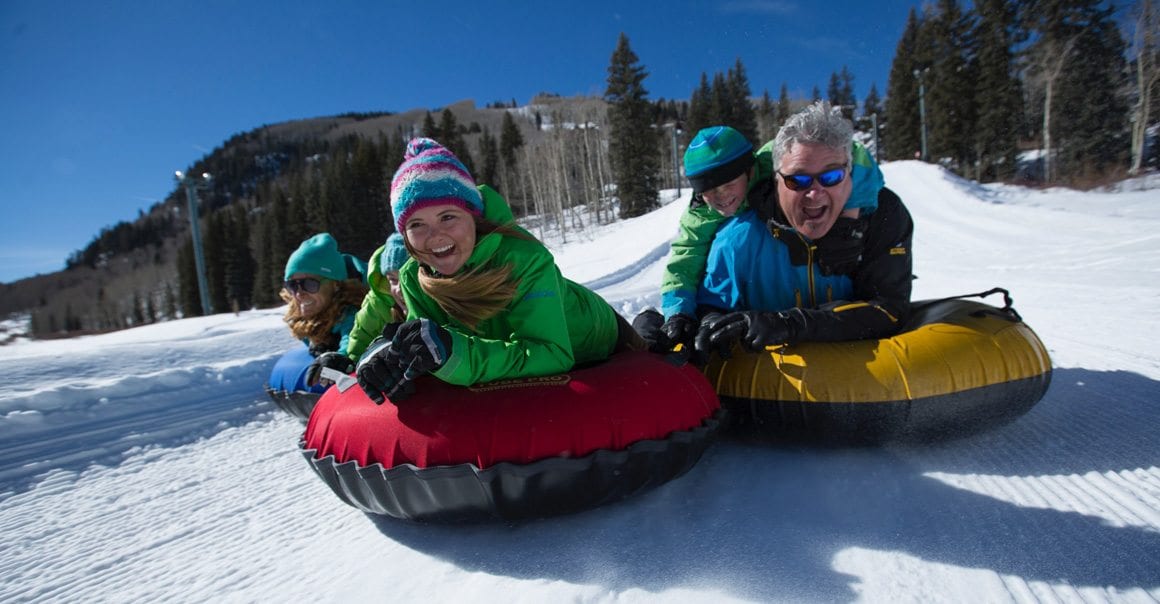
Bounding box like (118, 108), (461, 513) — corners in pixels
(702, 294), (1052, 443)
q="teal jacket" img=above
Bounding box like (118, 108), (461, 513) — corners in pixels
(299, 306), (358, 356)
(396, 185), (619, 386)
(659, 140), (884, 319)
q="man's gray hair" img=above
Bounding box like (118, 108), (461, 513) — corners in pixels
(772, 101), (854, 171)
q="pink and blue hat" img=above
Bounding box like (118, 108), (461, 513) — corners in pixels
(390, 138), (483, 233)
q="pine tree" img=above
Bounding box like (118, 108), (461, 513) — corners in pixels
(687, 73), (713, 136)
(176, 237), (202, 317)
(202, 210), (228, 314)
(163, 283), (177, 320)
(223, 205), (254, 312)
(131, 291), (145, 326)
(477, 126), (500, 189)
(863, 84), (882, 119)
(827, 66), (858, 120)
(840, 66), (857, 120)
(727, 58), (759, 144)
(758, 89), (776, 143)
(421, 111), (439, 138)
(250, 208), (280, 308)
(274, 187), (303, 283)
(438, 109), (475, 174)
(776, 83), (792, 127)
(710, 72), (731, 127)
(926, 0), (978, 172)
(973, 0), (1023, 181)
(827, 72), (843, 110)
(604, 33), (660, 219)
(885, 8), (924, 160)
(498, 112), (525, 212)
(346, 137), (389, 259)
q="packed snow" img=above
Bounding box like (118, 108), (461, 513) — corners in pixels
(1, 161), (1158, 603)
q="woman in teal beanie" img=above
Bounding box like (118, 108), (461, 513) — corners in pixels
(280, 232), (368, 359)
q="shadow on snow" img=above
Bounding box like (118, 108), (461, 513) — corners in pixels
(370, 367), (1160, 602)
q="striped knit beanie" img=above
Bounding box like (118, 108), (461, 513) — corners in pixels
(683, 126), (755, 194)
(390, 138), (483, 233)
(380, 232), (409, 275)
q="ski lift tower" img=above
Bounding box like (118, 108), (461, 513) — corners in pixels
(175, 170), (213, 315)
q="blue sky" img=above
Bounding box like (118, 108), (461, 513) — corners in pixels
(0, 0), (923, 284)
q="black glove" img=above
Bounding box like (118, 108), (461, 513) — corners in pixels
(305, 352), (356, 387)
(355, 336), (400, 404)
(357, 318), (452, 404)
(659, 313), (697, 353)
(815, 215), (868, 276)
(631, 309), (665, 351)
(632, 310), (698, 354)
(696, 311), (795, 358)
(379, 321), (403, 342)
(693, 311), (726, 363)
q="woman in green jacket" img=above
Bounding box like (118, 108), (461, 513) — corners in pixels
(355, 138), (641, 404)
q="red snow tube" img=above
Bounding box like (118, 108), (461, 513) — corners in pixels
(300, 350), (723, 522)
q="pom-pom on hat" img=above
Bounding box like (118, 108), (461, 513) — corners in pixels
(284, 233), (347, 281)
(683, 126), (755, 194)
(380, 232), (409, 275)
(390, 138), (483, 233)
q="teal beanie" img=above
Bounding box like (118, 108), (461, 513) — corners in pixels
(284, 233), (348, 281)
(380, 232), (409, 275)
(684, 126), (755, 193)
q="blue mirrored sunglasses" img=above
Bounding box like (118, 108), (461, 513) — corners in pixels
(283, 278), (322, 294)
(777, 165), (848, 191)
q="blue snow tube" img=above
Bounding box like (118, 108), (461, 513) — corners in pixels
(265, 345), (326, 421)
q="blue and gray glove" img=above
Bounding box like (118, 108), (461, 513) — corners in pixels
(357, 319), (451, 404)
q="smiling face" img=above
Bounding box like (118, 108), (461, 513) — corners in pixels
(699, 171), (749, 217)
(286, 274), (334, 318)
(402, 204), (478, 276)
(776, 142), (853, 240)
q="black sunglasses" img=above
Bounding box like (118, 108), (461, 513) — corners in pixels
(777, 165), (848, 191)
(283, 278), (322, 294)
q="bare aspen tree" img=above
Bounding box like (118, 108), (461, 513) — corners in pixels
(1028, 34), (1078, 183)
(1130, 0), (1160, 175)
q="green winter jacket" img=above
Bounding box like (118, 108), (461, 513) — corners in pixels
(346, 244), (403, 360)
(659, 140), (884, 319)
(396, 185), (619, 386)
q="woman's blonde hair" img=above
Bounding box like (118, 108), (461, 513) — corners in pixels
(281, 278), (369, 349)
(406, 218), (538, 331)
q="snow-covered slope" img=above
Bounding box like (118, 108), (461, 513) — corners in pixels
(1, 163), (1158, 603)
